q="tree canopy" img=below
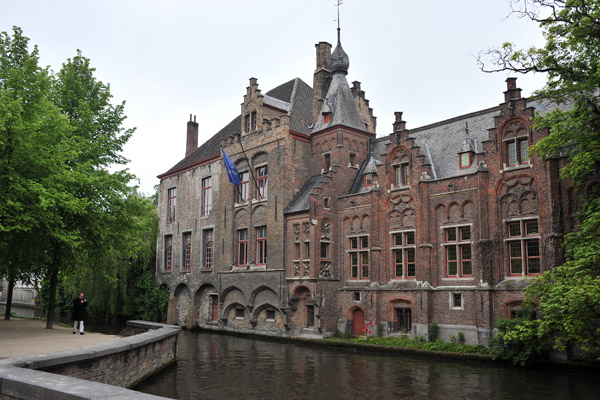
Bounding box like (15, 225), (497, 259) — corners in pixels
(481, 0), (600, 362)
(0, 27), (161, 326)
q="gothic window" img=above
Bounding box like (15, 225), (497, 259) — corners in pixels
(506, 219), (540, 276)
(245, 111), (257, 133)
(394, 162), (410, 187)
(238, 171), (249, 203)
(201, 176), (212, 216)
(255, 226), (267, 265)
(349, 235), (369, 279)
(182, 232), (192, 271)
(391, 231), (416, 279)
(237, 229), (248, 266)
(443, 226), (472, 277)
(167, 187), (176, 223)
(256, 165), (268, 199)
(164, 235), (173, 272)
(203, 229), (213, 270)
(507, 138), (529, 166)
(324, 153), (331, 171)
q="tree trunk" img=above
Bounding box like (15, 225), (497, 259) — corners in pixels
(45, 264), (58, 329)
(3, 277), (15, 320)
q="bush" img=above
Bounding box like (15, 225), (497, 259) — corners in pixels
(458, 331), (465, 344)
(428, 322), (439, 342)
(489, 307), (551, 366)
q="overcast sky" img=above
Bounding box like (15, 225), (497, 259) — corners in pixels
(2, 0), (546, 195)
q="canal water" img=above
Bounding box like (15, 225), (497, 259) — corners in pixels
(135, 330), (600, 400)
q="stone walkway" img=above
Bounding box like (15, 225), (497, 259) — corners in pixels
(0, 318), (119, 359)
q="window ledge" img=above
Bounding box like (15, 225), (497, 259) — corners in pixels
(501, 163), (531, 173)
(389, 185), (410, 193)
(252, 197), (267, 204)
(441, 277), (474, 281)
(234, 202), (248, 208)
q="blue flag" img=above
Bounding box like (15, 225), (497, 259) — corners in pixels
(222, 148), (241, 185)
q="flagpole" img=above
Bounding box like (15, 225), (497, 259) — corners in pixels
(236, 135), (263, 199)
(221, 146), (244, 201)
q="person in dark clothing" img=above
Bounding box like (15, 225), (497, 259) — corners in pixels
(72, 293), (87, 335)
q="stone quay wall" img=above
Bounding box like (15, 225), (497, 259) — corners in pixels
(0, 320), (180, 400)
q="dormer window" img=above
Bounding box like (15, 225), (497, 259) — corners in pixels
(245, 111), (257, 133)
(323, 112), (331, 124)
(459, 152), (472, 169)
(364, 173), (373, 188)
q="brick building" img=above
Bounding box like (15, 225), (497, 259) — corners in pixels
(156, 33), (572, 343)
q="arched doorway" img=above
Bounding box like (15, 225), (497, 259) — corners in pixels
(352, 308), (364, 336)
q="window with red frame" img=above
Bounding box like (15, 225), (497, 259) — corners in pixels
(167, 188), (176, 223)
(256, 165), (268, 199)
(364, 173), (373, 188)
(238, 171), (249, 203)
(459, 152), (472, 169)
(164, 235), (173, 272)
(392, 231), (416, 279)
(323, 112), (331, 124)
(255, 226), (267, 265)
(182, 232), (192, 271)
(201, 176), (212, 216)
(444, 226), (472, 277)
(349, 236), (369, 279)
(203, 229), (213, 270)
(507, 138), (529, 166)
(394, 163), (410, 186)
(506, 219), (540, 275)
(237, 229), (248, 266)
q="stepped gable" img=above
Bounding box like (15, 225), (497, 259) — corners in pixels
(284, 174), (328, 214)
(159, 78), (314, 177)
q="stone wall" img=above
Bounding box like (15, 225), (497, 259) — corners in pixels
(0, 320), (179, 400)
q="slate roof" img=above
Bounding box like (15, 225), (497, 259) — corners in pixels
(159, 78), (314, 177)
(284, 174), (328, 214)
(159, 115), (241, 177)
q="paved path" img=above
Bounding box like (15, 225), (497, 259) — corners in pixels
(0, 318), (119, 359)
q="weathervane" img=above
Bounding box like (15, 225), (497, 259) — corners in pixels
(336, 0), (343, 42)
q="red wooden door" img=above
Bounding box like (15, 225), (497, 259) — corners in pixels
(211, 296), (219, 321)
(353, 309), (364, 336)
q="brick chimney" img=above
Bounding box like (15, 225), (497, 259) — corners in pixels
(186, 114), (198, 157)
(504, 77), (522, 102)
(312, 42), (332, 125)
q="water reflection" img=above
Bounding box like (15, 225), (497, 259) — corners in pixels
(135, 330), (600, 400)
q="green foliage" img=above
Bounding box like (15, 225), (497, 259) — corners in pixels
(458, 331), (465, 344)
(481, 0), (600, 361)
(489, 306), (552, 366)
(428, 322), (439, 342)
(327, 336), (490, 355)
(0, 27), (72, 285)
(0, 27), (168, 327)
(38, 194), (168, 322)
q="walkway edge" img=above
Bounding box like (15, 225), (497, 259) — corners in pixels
(0, 320), (180, 400)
